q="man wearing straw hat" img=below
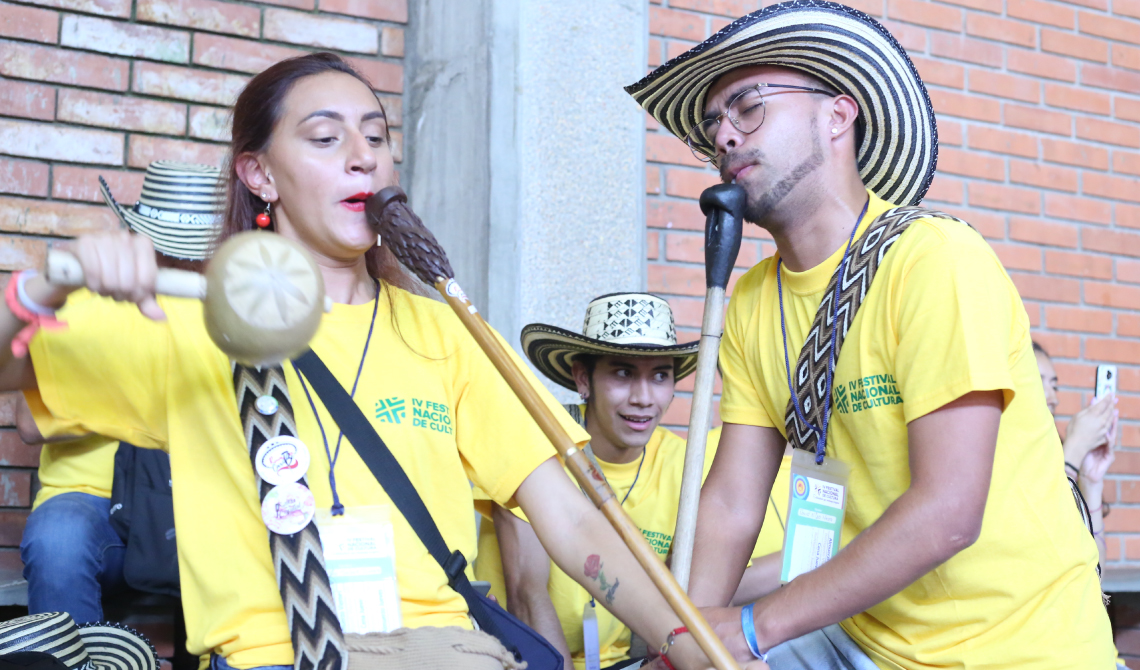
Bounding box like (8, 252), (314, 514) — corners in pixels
(626, 2), (1113, 668)
(474, 293), (792, 670)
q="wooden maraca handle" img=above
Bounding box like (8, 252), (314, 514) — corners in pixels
(46, 249), (206, 299)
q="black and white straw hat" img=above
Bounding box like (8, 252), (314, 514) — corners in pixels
(625, 0), (937, 206)
(0, 612), (159, 670)
(100, 161), (223, 260)
(521, 293), (700, 391)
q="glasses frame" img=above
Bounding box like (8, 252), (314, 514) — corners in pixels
(685, 83), (837, 165)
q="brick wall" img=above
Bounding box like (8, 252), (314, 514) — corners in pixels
(0, 0), (406, 571)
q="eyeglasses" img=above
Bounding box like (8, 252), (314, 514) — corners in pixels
(685, 83), (837, 166)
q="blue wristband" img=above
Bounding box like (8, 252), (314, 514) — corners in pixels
(741, 602), (767, 661)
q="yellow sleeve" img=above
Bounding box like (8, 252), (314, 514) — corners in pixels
(454, 327), (588, 507)
(894, 225), (1019, 423)
(28, 292), (170, 449)
(719, 266), (777, 428)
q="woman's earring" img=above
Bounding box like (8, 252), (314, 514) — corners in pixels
(256, 196), (271, 229)
(579, 391), (588, 402)
(831, 128), (839, 135)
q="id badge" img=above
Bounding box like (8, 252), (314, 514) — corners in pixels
(780, 449), (849, 583)
(315, 505), (402, 633)
(582, 600), (601, 670)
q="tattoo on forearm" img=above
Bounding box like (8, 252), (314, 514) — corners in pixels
(583, 554), (621, 606)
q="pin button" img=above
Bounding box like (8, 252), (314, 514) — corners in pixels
(256, 395), (279, 415)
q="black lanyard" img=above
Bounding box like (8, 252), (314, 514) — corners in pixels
(297, 278), (381, 516)
(777, 199), (869, 464)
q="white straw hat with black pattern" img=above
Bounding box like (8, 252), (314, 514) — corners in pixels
(521, 293), (700, 391)
(625, 0), (937, 206)
(0, 612), (159, 670)
(99, 161), (223, 260)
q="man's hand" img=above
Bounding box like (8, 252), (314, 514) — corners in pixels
(698, 605), (754, 663)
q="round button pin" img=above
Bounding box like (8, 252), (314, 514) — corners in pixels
(255, 395), (279, 416)
(261, 482), (316, 535)
(255, 436), (310, 486)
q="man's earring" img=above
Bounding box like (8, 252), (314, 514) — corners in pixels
(579, 391), (588, 401)
(831, 128), (839, 135)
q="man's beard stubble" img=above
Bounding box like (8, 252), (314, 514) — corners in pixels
(725, 120), (826, 226)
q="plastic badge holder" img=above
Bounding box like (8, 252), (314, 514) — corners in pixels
(315, 505), (402, 633)
(780, 449), (850, 584)
(582, 600), (601, 670)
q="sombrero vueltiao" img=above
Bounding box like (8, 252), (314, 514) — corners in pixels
(99, 161), (223, 260)
(625, 0), (937, 206)
(522, 293), (700, 391)
(0, 612), (159, 670)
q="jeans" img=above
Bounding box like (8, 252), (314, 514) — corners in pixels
(766, 623), (879, 670)
(209, 654), (291, 670)
(20, 492), (126, 623)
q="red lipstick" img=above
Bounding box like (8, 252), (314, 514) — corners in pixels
(341, 192), (374, 212)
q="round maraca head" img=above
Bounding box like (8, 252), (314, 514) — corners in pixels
(204, 231), (325, 365)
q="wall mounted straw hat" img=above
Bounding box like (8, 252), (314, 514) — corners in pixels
(521, 293), (700, 391)
(99, 161), (223, 260)
(625, 0), (937, 207)
(0, 612), (159, 670)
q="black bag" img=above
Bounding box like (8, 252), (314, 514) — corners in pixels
(292, 350), (564, 670)
(108, 443), (180, 597)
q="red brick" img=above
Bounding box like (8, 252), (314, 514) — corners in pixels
(256, 0), (313, 7)
(1085, 172), (1140, 203)
(647, 199), (704, 231)
(880, 19), (927, 51)
(666, 232), (759, 268)
(137, 0), (259, 37)
(0, 79), (54, 121)
(648, 38), (663, 68)
(0, 509), (28, 546)
(318, 0), (407, 22)
(1115, 44), (1140, 72)
(1080, 11), (1140, 45)
(1119, 0), (1140, 19)
(1118, 258), (1140, 284)
(665, 296), (706, 329)
(1044, 193), (1110, 224)
(930, 89), (1001, 122)
(1012, 161), (1079, 192)
(1118, 480), (1140, 502)
(51, 166), (144, 205)
(666, 39), (699, 61)
(649, 7), (704, 41)
(938, 0), (1002, 13)
(1077, 117), (1140, 148)
(380, 26), (404, 58)
(969, 182), (1040, 213)
(910, 56), (965, 88)
(649, 264), (705, 297)
(1087, 337), (1140, 364)
(1086, 227), (1140, 257)
(1010, 216), (1078, 247)
(1041, 27), (1109, 62)
(887, 0), (962, 28)
(1042, 138), (1109, 169)
(264, 8), (377, 54)
(969, 126), (1039, 158)
(1119, 98), (1140, 124)
(1023, 300), (1041, 326)
(938, 119), (963, 146)
(0, 196), (119, 236)
(26, 0), (131, 17)
(930, 32), (1003, 66)
(343, 57), (403, 94)
(1004, 103), (1072, 135)
(1044, 83), (1111, 114)
(1008, 0), (1074, 29)
(665, 168), (722, 200)
(937, 147), (1005, 180)
(1045, 305), (1114, 331)
(0, 471), (31, 507)
(1106, 536), (1121, 560)
(647, 166), (661, 195)
(966, 13), (1036, 46)
(940, 206), (1007, 238)
(61, 14), (189, 62)
(0, 2), (58, 43)
(1008, 48), (1078, 82)
(1116, 151), (1140, 177)
(377, 94), (401, 128)
(0, 159), (48, 198)
(924, 174), (965, 204)
(58, 89), (186, 135)
(1032, 331), (1082, 357)
(0, 40), (128, 92)
(188, 106), (229, 142)
(192, 34), (304, 74)
(0, 118), (122, 165)
(0, 237), (47, 270)
(647, 231), (659, 261)
(1046, 250), (1114, 278)
(968, 70), (1040, 103)
(990, 242), (1041, 270)
(647, 133), (704, 168)
(1009, 272), (1081, 301)
(1082, 63), (1140, 92)
(127, 136), (226, 170)
(1121, 203), (1140, 229)
(132, 61), (247, 106)
(667, 0), (761, 16)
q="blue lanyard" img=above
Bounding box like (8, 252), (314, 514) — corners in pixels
(777, 200), (869, 464)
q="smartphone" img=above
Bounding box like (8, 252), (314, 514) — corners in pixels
(1096, 364), (1118, 399)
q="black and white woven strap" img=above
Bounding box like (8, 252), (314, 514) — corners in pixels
(783, 207), (968, 454)
(233, 363), (346, 670)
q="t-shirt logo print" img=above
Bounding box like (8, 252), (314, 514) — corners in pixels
(375, 397), (406, 424)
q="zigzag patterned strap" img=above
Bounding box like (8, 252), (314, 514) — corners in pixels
(783, 207), (969, 454)
(233, 363), (346, 670)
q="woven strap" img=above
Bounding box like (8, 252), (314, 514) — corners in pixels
(783, 207), (968, 453)
(233, 363), (346, 670)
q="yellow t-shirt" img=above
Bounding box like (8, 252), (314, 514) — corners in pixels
(719, 191), (1113, 669)
(475, 426), (792, 669)
(28, 286), (587, 668)
(23, 387), (118, 509)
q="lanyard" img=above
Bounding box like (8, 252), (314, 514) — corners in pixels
(298, 278), (381, 516)
(777, 200), (869, 465)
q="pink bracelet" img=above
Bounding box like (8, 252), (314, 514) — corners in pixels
(1088, 506), (1102, 516)
(5, 271), (65, 358)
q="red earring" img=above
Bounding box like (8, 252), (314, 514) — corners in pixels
(256, 197), (271, 228)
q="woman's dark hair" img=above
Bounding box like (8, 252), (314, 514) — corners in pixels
(1033, 341), (1048, 357)
(216, 52), (419, 294)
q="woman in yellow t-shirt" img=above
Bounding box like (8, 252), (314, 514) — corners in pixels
(0, 53), (727, 670)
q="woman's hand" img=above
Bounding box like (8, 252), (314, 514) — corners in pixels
(1079, 408), (1118, 488)
(65, 231), (165, 320)
(1063, 394), (1116, 470)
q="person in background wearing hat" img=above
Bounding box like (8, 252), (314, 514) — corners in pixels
(474, 293), (792, 670)
(626, 2), (1112, 668)
(17, 162), (221, 624)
